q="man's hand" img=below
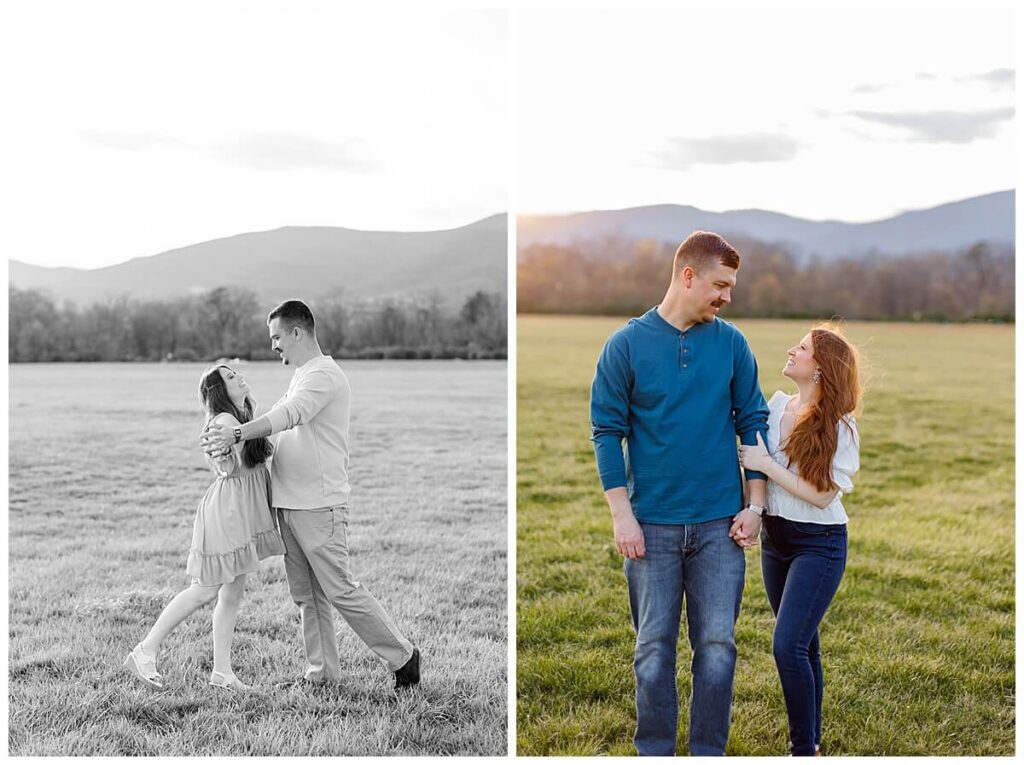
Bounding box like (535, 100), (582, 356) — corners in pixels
(199, 423), (234, 458)
(729, 508), (762, 548)
(613, 511), (646, 559)
(605, 487), (645, 559)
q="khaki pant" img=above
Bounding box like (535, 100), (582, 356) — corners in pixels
(276, 506), (413, 679)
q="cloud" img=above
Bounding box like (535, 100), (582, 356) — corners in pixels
(79, 131), (186, 151)
(653, 133), (800, 170)
(79, 131), (376, 172)
(851, 83), (888, 94)
(209, 133), (376, 172)
(846, 107), (1014, 144)
(961, 68), (1015, 90)
(854, 69), (1014, 95)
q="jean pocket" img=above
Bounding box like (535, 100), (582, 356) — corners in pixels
(788, 520), (831, 536)
(331, 504), (350, 527)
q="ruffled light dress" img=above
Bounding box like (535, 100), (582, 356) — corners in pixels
(186, 447), (285, 586)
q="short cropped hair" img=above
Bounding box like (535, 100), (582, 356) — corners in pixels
(672, 231), (741, 274)
(267, 299), (316, 334)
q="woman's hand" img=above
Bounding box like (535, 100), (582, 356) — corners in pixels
(200, 423), (234, 458)
(738, 432), (774, 473)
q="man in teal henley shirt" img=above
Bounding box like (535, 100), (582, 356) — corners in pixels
(590, 231), (769, 756)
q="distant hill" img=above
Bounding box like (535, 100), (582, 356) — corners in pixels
(517, 191), (1014, 259)
(10, 214), (507, 307)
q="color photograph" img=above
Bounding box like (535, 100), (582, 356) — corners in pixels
(515, 6), (1013, 756)
(7, 2), (507, 756)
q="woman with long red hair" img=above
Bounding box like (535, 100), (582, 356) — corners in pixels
(738, 325), (861, 756)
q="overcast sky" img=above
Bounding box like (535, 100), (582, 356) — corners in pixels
(515, 5), (1015, 222)
(1, 1), (507, 268)
(2, 4), (1015, 268)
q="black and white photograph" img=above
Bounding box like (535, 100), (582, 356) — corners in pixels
(6, 1), (507, 756)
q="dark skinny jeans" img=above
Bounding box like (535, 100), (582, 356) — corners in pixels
(760, 515), (847, 756)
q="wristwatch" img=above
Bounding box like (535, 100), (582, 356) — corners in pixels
(744, 503), (766, 517)
(232, 426), (243, 444)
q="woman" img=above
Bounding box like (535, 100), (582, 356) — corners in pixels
(738, 326), (861, 756)
(124, 365), (285, 692)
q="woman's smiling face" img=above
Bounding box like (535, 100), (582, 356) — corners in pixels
(218, 366), (249, 407)
(783, 332), (816, 382)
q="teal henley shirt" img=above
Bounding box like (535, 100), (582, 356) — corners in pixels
(590, 308), (769, 525)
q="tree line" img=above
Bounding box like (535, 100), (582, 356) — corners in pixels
(9, 286), (507, 362)
(518, 236), (1014, 322)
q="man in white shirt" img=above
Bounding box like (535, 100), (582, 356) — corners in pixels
(203, 300), (419, 688)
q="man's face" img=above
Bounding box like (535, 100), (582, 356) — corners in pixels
(268, 317), (298, 366)
(688, 262), (737, 322)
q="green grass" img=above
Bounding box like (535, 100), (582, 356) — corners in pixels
(9, 360), (507, 756)
(516, 316), (1014, 756)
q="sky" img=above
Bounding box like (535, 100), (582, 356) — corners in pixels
(1, 1), (508, 268)
(1, 4), (1016, 268)
(515, 5), (1015, 222)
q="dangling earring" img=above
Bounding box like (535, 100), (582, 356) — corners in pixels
(812, 369), (821, 384)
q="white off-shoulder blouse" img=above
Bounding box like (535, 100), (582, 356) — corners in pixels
(764, 390), (860, 525)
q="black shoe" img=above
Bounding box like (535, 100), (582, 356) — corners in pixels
(394, 648), (420, 688)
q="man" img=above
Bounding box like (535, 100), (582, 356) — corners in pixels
(202, 299), (420, 689)
(590, 231), (768, 755)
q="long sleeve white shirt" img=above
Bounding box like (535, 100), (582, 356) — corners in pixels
(265, 355), (351, 509)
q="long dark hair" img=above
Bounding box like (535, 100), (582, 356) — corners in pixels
(198, 365), (273, 469)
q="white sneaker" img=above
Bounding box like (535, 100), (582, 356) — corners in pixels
(123, 644), (163, 689)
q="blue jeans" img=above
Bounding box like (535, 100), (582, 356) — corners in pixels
(625, 516), (746, 756)
(760, 515), (847, 756)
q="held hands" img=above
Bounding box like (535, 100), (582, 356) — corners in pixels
(738, 432), (773, 473)
(199, 423), (233, 459)
(729, 508), (762, 549)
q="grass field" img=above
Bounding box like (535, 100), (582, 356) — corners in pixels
(9, 360), (507, 756)
(516, 315), (1014, 756)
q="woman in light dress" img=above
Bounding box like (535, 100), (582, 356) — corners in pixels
(739, 326), (861, 757)
(124, 365), (285, 692)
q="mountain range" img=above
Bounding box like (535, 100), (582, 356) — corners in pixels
(517, 191), (1014, 259)
(10, 214), (507, 307)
